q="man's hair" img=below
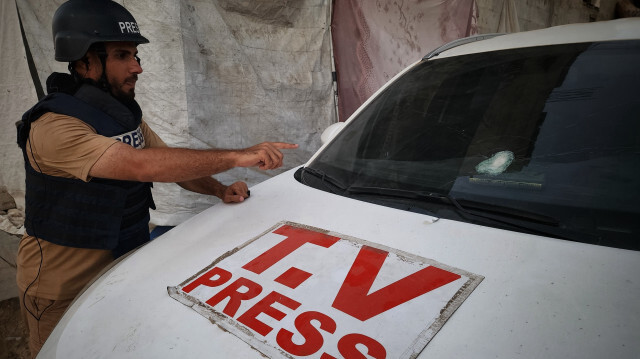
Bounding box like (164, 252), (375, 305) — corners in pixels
(68, 43), (110, 92)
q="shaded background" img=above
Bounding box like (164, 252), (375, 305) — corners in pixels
(0, 1), (631, 358)
(2, 0), (478, 227)
(1, 0), (620, 227)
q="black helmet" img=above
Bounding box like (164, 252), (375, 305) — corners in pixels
(52, 0), (149, 62)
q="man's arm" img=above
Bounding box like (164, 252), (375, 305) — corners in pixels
(177, 177), (249, 203)
(89, 141), (298, 183)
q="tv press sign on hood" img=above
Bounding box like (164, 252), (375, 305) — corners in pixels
(169, 222), (484, 358)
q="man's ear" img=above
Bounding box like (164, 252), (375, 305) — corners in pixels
(72, 59), (87, 77)
(75, 52), (97, 79)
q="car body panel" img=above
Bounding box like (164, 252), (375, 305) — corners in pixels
(41, 168), (640, 358)
(437, 18), (640, 59)
(40, 18), (640, 358)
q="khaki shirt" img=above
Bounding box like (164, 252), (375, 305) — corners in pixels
(17, 112), (166, 300)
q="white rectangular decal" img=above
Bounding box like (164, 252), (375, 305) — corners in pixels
(168, 221), (483, 358)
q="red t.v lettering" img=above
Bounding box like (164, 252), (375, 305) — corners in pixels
(243, 225), (340, 274)
(332, 245), (461, 321)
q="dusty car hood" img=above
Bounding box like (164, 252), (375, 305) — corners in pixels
(41, 167), (640, 358)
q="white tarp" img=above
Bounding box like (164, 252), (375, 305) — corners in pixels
(4, 0), (335, 225)
(498, 0), (520, 33)
(0, 0), (35, 212)
(332, 0), (478, 121)
(1, 0), (476, 226)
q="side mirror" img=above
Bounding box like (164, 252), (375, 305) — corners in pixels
(320, 122), (346, 145)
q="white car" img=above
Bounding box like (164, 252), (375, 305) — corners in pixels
(41, 19), (640, 358)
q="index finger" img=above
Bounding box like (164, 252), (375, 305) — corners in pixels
(268, 142), (299, 149)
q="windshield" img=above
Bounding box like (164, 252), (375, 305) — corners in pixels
(299, 40), (640, 250)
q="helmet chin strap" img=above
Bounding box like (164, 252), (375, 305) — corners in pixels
(67, 43), (112, 94)
(94, 43), (111, 92)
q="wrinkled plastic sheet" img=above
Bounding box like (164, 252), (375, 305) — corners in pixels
(4, 0), (476, 226)
(331, 0), (477, 121)
(0, 0), (36, 209)
(7, 0), (335, 225)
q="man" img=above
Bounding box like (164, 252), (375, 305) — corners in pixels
(15, 0), (297, 356)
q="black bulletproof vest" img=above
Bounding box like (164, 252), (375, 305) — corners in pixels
(17, 83), (155, 258)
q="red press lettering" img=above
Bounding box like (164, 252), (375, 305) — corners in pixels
(182, 267), (232, 293)
(338, 333), (387, 359)
(205, 277), (262, 317)
(242, 225), (340, 274)
(332, 246), (461, 321)
(237, 291), (301, 336)
(274, 267), (313, 289)
(276, 311), (337, 356)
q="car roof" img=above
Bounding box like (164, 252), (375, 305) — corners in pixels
(427, 18), (640, 60)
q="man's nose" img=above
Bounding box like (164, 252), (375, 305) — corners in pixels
(131, 57), (143, 74)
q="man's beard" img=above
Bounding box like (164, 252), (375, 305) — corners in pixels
(110, 75), (137, 103)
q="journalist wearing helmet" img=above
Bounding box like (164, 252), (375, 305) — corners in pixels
(15, 0), (298, 356)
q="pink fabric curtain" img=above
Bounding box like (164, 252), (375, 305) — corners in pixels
(332, 0), (478, 121)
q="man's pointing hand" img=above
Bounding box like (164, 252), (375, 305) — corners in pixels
(236, 142), (299, 170)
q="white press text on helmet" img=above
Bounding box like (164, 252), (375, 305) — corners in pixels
(118, 21), (140, 34)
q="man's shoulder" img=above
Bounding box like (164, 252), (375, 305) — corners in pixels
(33, 111), (96, 133)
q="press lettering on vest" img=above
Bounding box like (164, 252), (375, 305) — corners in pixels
(112, 126), (145, 149)
(118, 21), (140, 34)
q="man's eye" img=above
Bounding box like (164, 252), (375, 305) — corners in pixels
(135, 55), (141, 65)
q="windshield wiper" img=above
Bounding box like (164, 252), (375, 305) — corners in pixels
(448, 197), (559, 226)
(295, 167), (348, 194)
(345, 185), (559, 224)
(450, 196), (602, 244)
(344, 186), (556, 222)
(345, 186), (448, 203)
(343, 186), (443, 217)
(344, 186), (600, 244)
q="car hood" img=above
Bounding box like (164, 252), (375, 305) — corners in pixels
(41, 167), (640, 358)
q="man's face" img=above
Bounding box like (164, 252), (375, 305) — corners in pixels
(82, 41), (143, 101)
(104, 42), (142, 101)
